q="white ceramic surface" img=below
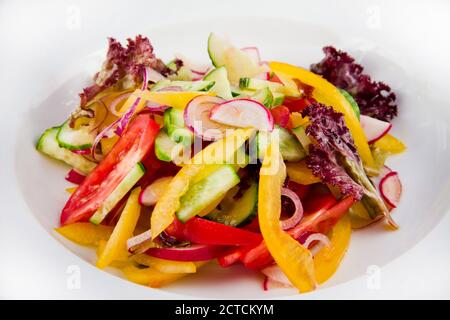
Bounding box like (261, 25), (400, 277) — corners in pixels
(1, 0), (450, 299)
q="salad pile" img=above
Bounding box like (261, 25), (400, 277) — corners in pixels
(37, 33), (406, 292)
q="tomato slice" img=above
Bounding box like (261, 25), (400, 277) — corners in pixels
(60, 114), (160, 225)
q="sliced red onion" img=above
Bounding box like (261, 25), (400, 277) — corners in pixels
(89, 99), (108, 133)
(114, 97), (141, 136)
(261, 265), (292, 288)
(108, 92), (132, 116)
(302, 233), (331, 256)
(65, 169), (86, 184)
(127, 230), (153, 254)
(91, 118), (120, 160)
(141, 67), (149, 90)
(157, 86), (183, 92)
(144, 101), (170, 112)
(280, 187), (304, 230)
(146, 244), (225, 261)
(72, 148), (91, 155)
(175, 54), (211, 75)
(241, 47), (261, 65)
(263, 276), (269, 291)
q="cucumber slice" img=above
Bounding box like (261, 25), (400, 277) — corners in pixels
(151, 80), (215, 92)
(36, 127), (96, 174)
(176, 164), (240, 222)
(155, 130), (189, 163)
(292, 125), (311, 152)
(89, 163), (145, 225)
(163, 108), (193, 146)
(239, 77), (284, 93)
(203, 67), (233, 99)
(168, 66), (194, 81)
(206, 181), (257, 227)
(56, 119), (95, 151)
(207, 33), (231, 67)
(251, 87), (273, 108)
(272, 92), (285, 107)
(339, 88), (360, 120)
(257, 126), (307, 162)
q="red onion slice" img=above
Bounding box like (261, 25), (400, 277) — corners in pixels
(280, 187), (304, 230)
(108, 92), (132, 116)
(144, 101), (170, 112)
(146, 68), (166, 83)
(157, 86), (183, 92)
(114, 97), (141, 136)
(65, 169), (86, 184)
(146, 244), (225, 261)
(241, 46), (261, 65)
(261, 265), (292, 288)
(127, 230), (153, 254)
(72, 149), (91, 155)
(302, 233), (331, 256)
(91, 118), (120, 160)
(175, 54), (211, 75)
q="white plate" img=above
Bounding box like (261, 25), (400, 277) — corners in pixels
(1, 0), (450, 299)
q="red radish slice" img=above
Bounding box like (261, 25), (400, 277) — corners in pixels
(210, 98), (274, 131)
(380, 171), (402, 208)
(241, 47), (261, 65)
(360, 115), (392, 144)
(261, 265), (292, 287)
(146, 244), (225, 261)
(184, 95), (232, 141)
(65, 169), (86, 184)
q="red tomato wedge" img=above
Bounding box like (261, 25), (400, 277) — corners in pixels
(60, 114), (160, 225)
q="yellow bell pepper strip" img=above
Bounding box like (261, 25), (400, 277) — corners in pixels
(131, 254), (197, 274)
(151, 128), (255, 240)
(269, 61), (374, 168)
(372, 134), (406, 155)
(55, 223), (113, 246)
(314, 215), (352, 284)
(258, 133), (317, 293)
(96, 240), (131, 269)
(286, 160), (321, 185)
(96, 187), (141, 269)
(66, 186), (77, 194)
(119, 89), (214, 114)
(290, 112), (309, 128)
(121, 262), (208, 287)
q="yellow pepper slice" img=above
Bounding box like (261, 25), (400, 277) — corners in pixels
(96, 187), (141, 269)
(151, 128), (255, 239)
(119, 89), (214, 114)
(286, 160), (321, 185)
(55, 223), (113, 246)
(66, 186), (77, 194)
(314, 215), (352, 284)
(131, 254), (197, 274)
(96, 240), (131, 269)
(372, 134), (406, 155)
(269, 62), (374, 168)
(259, 133), (316, 292)
(290, 112), (309, 128)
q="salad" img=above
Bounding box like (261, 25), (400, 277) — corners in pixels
(37, 33), (406, 292)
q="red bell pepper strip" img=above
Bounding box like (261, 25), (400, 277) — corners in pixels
(167, 217), (262, 247)
(60, 114), (160, 225)
(270, 105), (292, 129)
(241, 196), (355, 270)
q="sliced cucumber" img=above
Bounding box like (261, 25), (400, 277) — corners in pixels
(36, 127), (96, 174)
(239, 77), (284, 93)
(176, 164), (240, 222)
(207, 182), (257, 227)
(163, 108), (193, 146)
(56, 119), (95, 151)
(151, 80), (214, 92)
(339, 88), (360, 120)
(251, 87), (273, 108)
(292, 125), (311, 153)
(155, 130), (189, 163)
(257, 126), (306, 162)
(207, 33), (231, 67)
(272, 92), (285, 107)
(89, 163), (145, 225)
(203, 67), (233, 99)
(168, 66), (194, 81)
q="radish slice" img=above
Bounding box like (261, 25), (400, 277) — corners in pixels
(65, 169), (86, 184)
(360, 115), (392, 144)
(380, 171), (402, 208)
(138, 176), (172, 206)
(261, 265), (292, 287)
(241, 47), (261, 65)
(210, 98), (274, 131)
(184, 95), (232, 141)
(146, 244), (225, 261)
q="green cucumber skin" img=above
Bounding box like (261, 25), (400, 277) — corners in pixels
(56, 120), (94, 151)
(89, 163), (146, 225)
(203, 67), (233, 100)
(208, 33), (227, 67)
(251, 87), (273, 108)
(163, 108), (193, 146)
(339, 88), (360, 120)
(207, 182), (258, 227)
(36, 126), (96, 174)
(176, 165), (240, 223)
(155, 130), (181, 162)
(256, 127), (306, 162)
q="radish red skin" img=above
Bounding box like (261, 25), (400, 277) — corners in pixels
(379, 171), (402, 208)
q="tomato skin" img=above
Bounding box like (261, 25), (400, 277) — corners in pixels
(60, 115), (160, 225)
(270, 105), (292, 129)
(283, 97), (315, 113)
